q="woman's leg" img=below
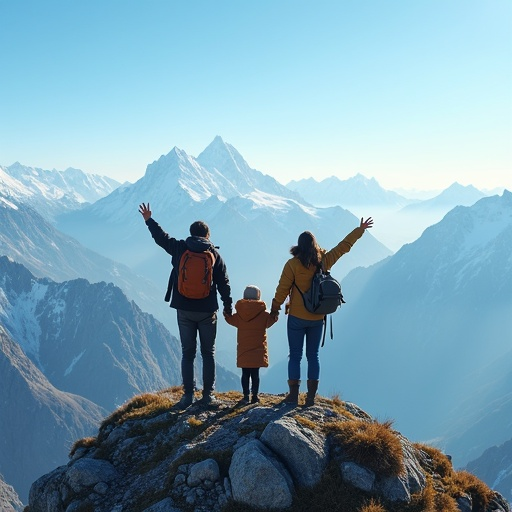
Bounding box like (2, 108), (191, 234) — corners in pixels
(304, 319), (324, 380)
(287, 315), (306, 380)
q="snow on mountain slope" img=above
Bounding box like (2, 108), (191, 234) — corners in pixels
(0, 162), (121, 221)
(55, 137), (391, 283)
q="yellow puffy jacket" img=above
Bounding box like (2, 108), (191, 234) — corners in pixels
(272, 227), (365, 321)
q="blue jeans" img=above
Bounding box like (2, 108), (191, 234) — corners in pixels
(177, 310), (217, 394)
(287, 315), (324, 380)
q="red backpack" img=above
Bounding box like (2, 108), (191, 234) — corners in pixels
(177, 249), (216, 299)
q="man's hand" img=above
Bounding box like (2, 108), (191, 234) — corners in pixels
(139, 203), (152, 221)
(360, 217), (374, 230)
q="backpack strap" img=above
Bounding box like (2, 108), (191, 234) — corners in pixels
(321, 315), (334, 347)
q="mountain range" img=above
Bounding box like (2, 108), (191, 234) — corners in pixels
(0, 162), (121, 222)
(0, 256), (239, 502)
(287, 175), (490, 251)
(0, 473), (23, 512)
(289, 190), (511, 467)
(467, 438), (512, 505)
(0, 137), (510, 504)
(287, 173), (414, 209)
(0, 323), (105, 503)
(53, 136), (391, 363)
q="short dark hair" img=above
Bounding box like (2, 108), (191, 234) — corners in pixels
(190, 220), (210, 238)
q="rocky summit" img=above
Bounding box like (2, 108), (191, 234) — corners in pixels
(27, 389), (510, 512)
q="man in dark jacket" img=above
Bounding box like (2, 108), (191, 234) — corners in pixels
(139, 202), (232, 408)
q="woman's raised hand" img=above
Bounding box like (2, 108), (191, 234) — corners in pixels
(360, 217), (374, 230)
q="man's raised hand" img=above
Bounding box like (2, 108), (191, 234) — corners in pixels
(139, 203), (152, 221)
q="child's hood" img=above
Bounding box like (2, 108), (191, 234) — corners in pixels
(234, 299), (267, 322)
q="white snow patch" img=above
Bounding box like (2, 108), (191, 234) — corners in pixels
(64, 350), (86, 377)
(0, 196), (19, 209)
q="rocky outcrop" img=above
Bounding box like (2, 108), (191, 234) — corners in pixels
(27, 390), (510, 512)
(0, 474), (23, 512)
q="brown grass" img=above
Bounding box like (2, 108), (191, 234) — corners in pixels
(414, 443), (494, 512)
(414, 443), (453, 479)
(100, 390), (176, 431)
(69, 436), (97, 457)
(294, 415), (318, 431)
(358, 498), (387, 512)
(452, 470), (494, 511)
(324, 419), (404, 477)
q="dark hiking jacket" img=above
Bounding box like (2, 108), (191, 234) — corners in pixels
(145, 218), (232, 313)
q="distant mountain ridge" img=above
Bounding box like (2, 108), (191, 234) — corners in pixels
(287, 173), (414, 209)
(467, 438), (512, 505)
(0, 162), (121, 221)
(0, 324), (105, 504)
(0, 198), (175, 333)
(0, 256), (220, 410)
(400, 182), (486, 212)
(0, 472), (23, 512)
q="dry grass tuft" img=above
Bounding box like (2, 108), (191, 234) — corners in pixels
(294, 415), (318, 431)
(187, 417), (203, 428)
(414, 443), (453, 479)
(414, 443), (494, 511)
(358, 498), (387, 512)
(452, 470), (494, 511)
(100, 391), (175, 431)
(324, 419), (404, 477)
(69, 436), (97, 458)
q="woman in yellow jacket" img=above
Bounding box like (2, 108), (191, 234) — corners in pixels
(271, 217), (374, 406)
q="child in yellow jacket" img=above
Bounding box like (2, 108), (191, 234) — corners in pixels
(224, 285), (277, 403)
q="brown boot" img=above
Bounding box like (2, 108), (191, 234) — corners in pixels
(284, 379), (300, 405)
(305, 379), (319, 406)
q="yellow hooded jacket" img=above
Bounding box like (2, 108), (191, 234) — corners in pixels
(273, 227), (365, 321)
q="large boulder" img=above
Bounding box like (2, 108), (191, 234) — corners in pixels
(229, 439), (294, 509)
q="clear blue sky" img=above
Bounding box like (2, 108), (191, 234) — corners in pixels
(1, 0), (511, 191)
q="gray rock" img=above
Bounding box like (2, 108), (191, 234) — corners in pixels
(65, 459), (118, 493)
(142, 497), (180, 512)
(261, 416), (328, 487)
(377, 473), (412, 502)
(187, 459), (220, 487)
(374, 434), (426, 503)
(456, 494), (472, 512)
(340, 461), (375, 492)
(229, 439), (294, 509)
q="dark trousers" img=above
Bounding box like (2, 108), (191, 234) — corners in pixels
(177, 310), (217, 395)
(241, 368), (260, 396)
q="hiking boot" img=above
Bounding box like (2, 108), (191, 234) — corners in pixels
(240, 394), (250, 404)
(305, 379), (319, 407)
(284, 380), (301, 405)
(176, 393), (194, 410)
(251, 394), (260, 404)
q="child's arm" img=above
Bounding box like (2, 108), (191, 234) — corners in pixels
(224, 312), (239, 327)
(265, 311), (278, 328)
